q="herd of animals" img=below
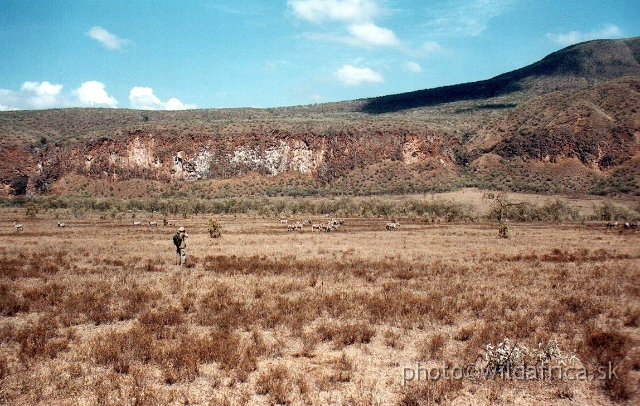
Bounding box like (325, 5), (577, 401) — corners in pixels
(605, 221), (639, 230)
(8, 218), (639, 232)
(280, 217), (348, 232)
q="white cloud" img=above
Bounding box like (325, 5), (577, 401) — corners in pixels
(347, 23), (401, 47)
(1, 80), (121, 109)
(426, 0), (513, 37)
(165, 97), (196, 110)
(404, 61), (423, 73)
(21, 81), (63, 96)
(417, 41), (442, 55)
(288, 1), (405, 50)
(336, 64), (383, 86)
(19, 81), (65, 109)
(0, 89), (20, 110)
(75, 81), (118, 107)
(288, 0), (380, 23)
(129, 87), (195, 110)
(87, 26), (132, 50)
(547, 24), (623, 46)
(129, 87), (163, 110)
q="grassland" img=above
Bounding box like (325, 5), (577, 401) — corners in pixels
(0, 202), (639, 405)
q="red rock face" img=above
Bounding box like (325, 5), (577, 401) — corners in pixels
(0, 125), (458, 195)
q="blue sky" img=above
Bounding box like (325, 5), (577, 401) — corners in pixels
(1, 0), (638, 110)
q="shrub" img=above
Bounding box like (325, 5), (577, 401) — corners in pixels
(25, 201), (38, 217)
(0, 284), (27, 316)
(315, 321), (376, 349)
(399, 377), (463, 405)
(208, 218), (222, 238)
(591, 201), (639, 221)
(16, 316), (69, 361)
(255, 364), (292, 405)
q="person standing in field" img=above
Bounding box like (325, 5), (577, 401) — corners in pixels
(173, 226), (188, 266)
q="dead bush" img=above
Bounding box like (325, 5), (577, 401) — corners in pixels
(139, 306), (185, 339)
(315, 321), (375, 349)
(255, 364), (293, 405)
(331, 352), (354, 383)
(195, 328), (242, 371)
(22, 282), (65, 312)
(0, 283), (27, 316)
(90, 326), (153, 374)
(384, 329), (403, 349)
(582, 330), (632, 401)
(196, 285), (248, 328)
(453, 326), (473, 342)
(119, 285), (161, 320)
(0, 255), (35, 279)
(63, 282), (115, 325)
(0, 354), (8, 379)
(16, 316), (69, 361)
(583, 330), (629, 367)
(399, 377), (463, 405)
(418, 333), (446, 361)
(155, 337), (199, 384)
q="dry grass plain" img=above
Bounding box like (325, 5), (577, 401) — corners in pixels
(0, 209), (639, 405)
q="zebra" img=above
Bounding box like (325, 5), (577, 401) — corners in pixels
(149, 221), (158, 226)
(287, 222), (303, 231)
(311, 224), (322, 232)
(330, 218), (345, 226)
(321, 223), (335, 232)
(133, 220), (142, 226)
(605, 221), (618, 230)
(57, 221), (65, 228)
(386, 221), (400, 230)
(13, 222), (23, 231)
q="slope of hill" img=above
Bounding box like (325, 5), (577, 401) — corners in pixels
(0, 37), (638, 198)
(361, 37), (640, 114)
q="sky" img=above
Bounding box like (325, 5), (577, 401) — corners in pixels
(1, 0), (638, 111)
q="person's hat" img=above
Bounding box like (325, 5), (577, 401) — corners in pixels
(178, 226), (185, 231)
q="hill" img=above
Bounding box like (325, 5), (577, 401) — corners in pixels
(0, 37), (638, 198)
(361, 36), (640, 113)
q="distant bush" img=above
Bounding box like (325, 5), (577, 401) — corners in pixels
(591, 201), (639, 221)
(488, 199), (580, 222)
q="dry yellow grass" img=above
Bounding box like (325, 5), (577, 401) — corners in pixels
(0, 208), (638, 405)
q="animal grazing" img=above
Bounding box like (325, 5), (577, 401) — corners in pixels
(386, 221), (400, 230)
(320, 223), (336, 232)
(13, 222), (23, 231)
(133, 221), (142, 226)
(57, 221), (65, 228)
(287, 222), (303, 231)
(605, 221), (618, 230)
